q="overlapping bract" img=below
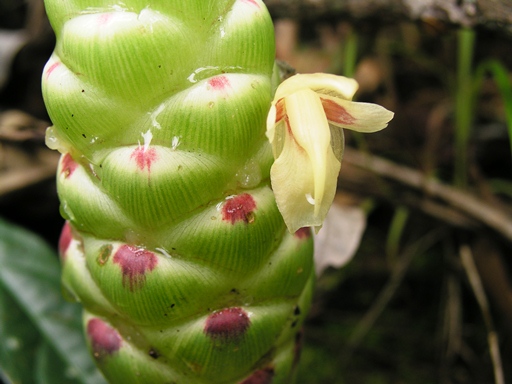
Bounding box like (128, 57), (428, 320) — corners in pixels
(43, 1), (314, 383)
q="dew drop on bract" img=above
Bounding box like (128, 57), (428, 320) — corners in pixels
(235, 159), (261, 189)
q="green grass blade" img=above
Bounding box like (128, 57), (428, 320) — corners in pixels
(474, 59), (512, 164)
(454, 27), (476, 187)
(385, 205), (410, 264)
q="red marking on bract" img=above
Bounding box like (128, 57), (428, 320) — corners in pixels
(113, 245), (158, 291)
(130, 146), (157, 172)
(204, 307), (250, 342)
(87, 318), (121, 360)
(294, 227), (312, 239)
(58, 221), (73, 260)
(45, 62), (60, 78)
(321, 98), (356, 125)
(239, 367), (275, 384)
(208, 75), (230, 91)
(241, 0), (260, 7)
(97, 13), (113, 26)
(61, 153), (78, 178)
(222, 194), (256, 224)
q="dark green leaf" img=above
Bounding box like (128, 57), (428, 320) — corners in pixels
(0, 283), (40, 384)
(35, 340), (81, 384)
(0, 218), (106, 384)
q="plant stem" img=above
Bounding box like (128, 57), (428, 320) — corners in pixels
(386, 205), (409, 265)
(342, 25), (368, 152)
(454, 28), (475, 188)
(343, 26), (357, 78)
(474, 59), (512, 167)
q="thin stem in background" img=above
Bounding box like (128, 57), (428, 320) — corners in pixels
(342, 26), (357, 78)
(474, 59), (512, 167)
(460, 245), (505, 384)
(454, 28), (475, 188)
(385, 205), (409, 265)
(341, 228), (445, 365)
(341, 25), (368, 152)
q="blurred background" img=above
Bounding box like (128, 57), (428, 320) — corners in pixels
(1, 0), (512, 383)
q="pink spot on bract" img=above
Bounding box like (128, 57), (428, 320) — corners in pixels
(61, 153), (78, 178)
(294, 227), (312, 239)
(58, 221), (73, 260)
(222, 194), (256, 224)
(87, 318), (122, 360)
(208, 75), (230, 91)
(97, 13), (113, 26)
(45, 62), (60, 78)
(238, 367), (275, 384)
(204, 307), (250, 342)
(130, 146), (157, 172)
(113, 245), (158, 291)
(321, 98), (356, 125)
(241, 0), (260, 7)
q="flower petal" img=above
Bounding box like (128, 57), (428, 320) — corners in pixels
(270, 88), (341, 233)
(274, 73), (359, 101)
(321, 94), (394, 132)
(267, 72), (394, 234)
(266, 103), (277, 141)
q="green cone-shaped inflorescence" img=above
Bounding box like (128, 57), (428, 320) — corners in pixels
(42, 0), (314, 383)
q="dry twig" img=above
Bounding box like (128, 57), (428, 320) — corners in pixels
(460, 244), (505, 384)
(341, 148), (512, 242)
(342, 228), (445, 363)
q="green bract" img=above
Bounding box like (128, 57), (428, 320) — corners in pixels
(42, 1), (314, 383)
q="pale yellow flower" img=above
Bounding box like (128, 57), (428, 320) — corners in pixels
(266, 73), (394, 234)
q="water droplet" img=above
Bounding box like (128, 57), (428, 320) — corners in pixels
(187, 66), (221, 85)
(156, 247), (172, 259)
(235, 159), (261, 189)
(141, 129), (153, 152)
(187, 72), (197, 83)
(61, 201), (76, 221)
(171, 136), (180, 150)
(45, 126), (67, 152)
(149, 103), (165, 129)
(208, 101), (215, 109)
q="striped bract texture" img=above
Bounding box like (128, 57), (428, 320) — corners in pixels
(42, 0), (315, 383)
